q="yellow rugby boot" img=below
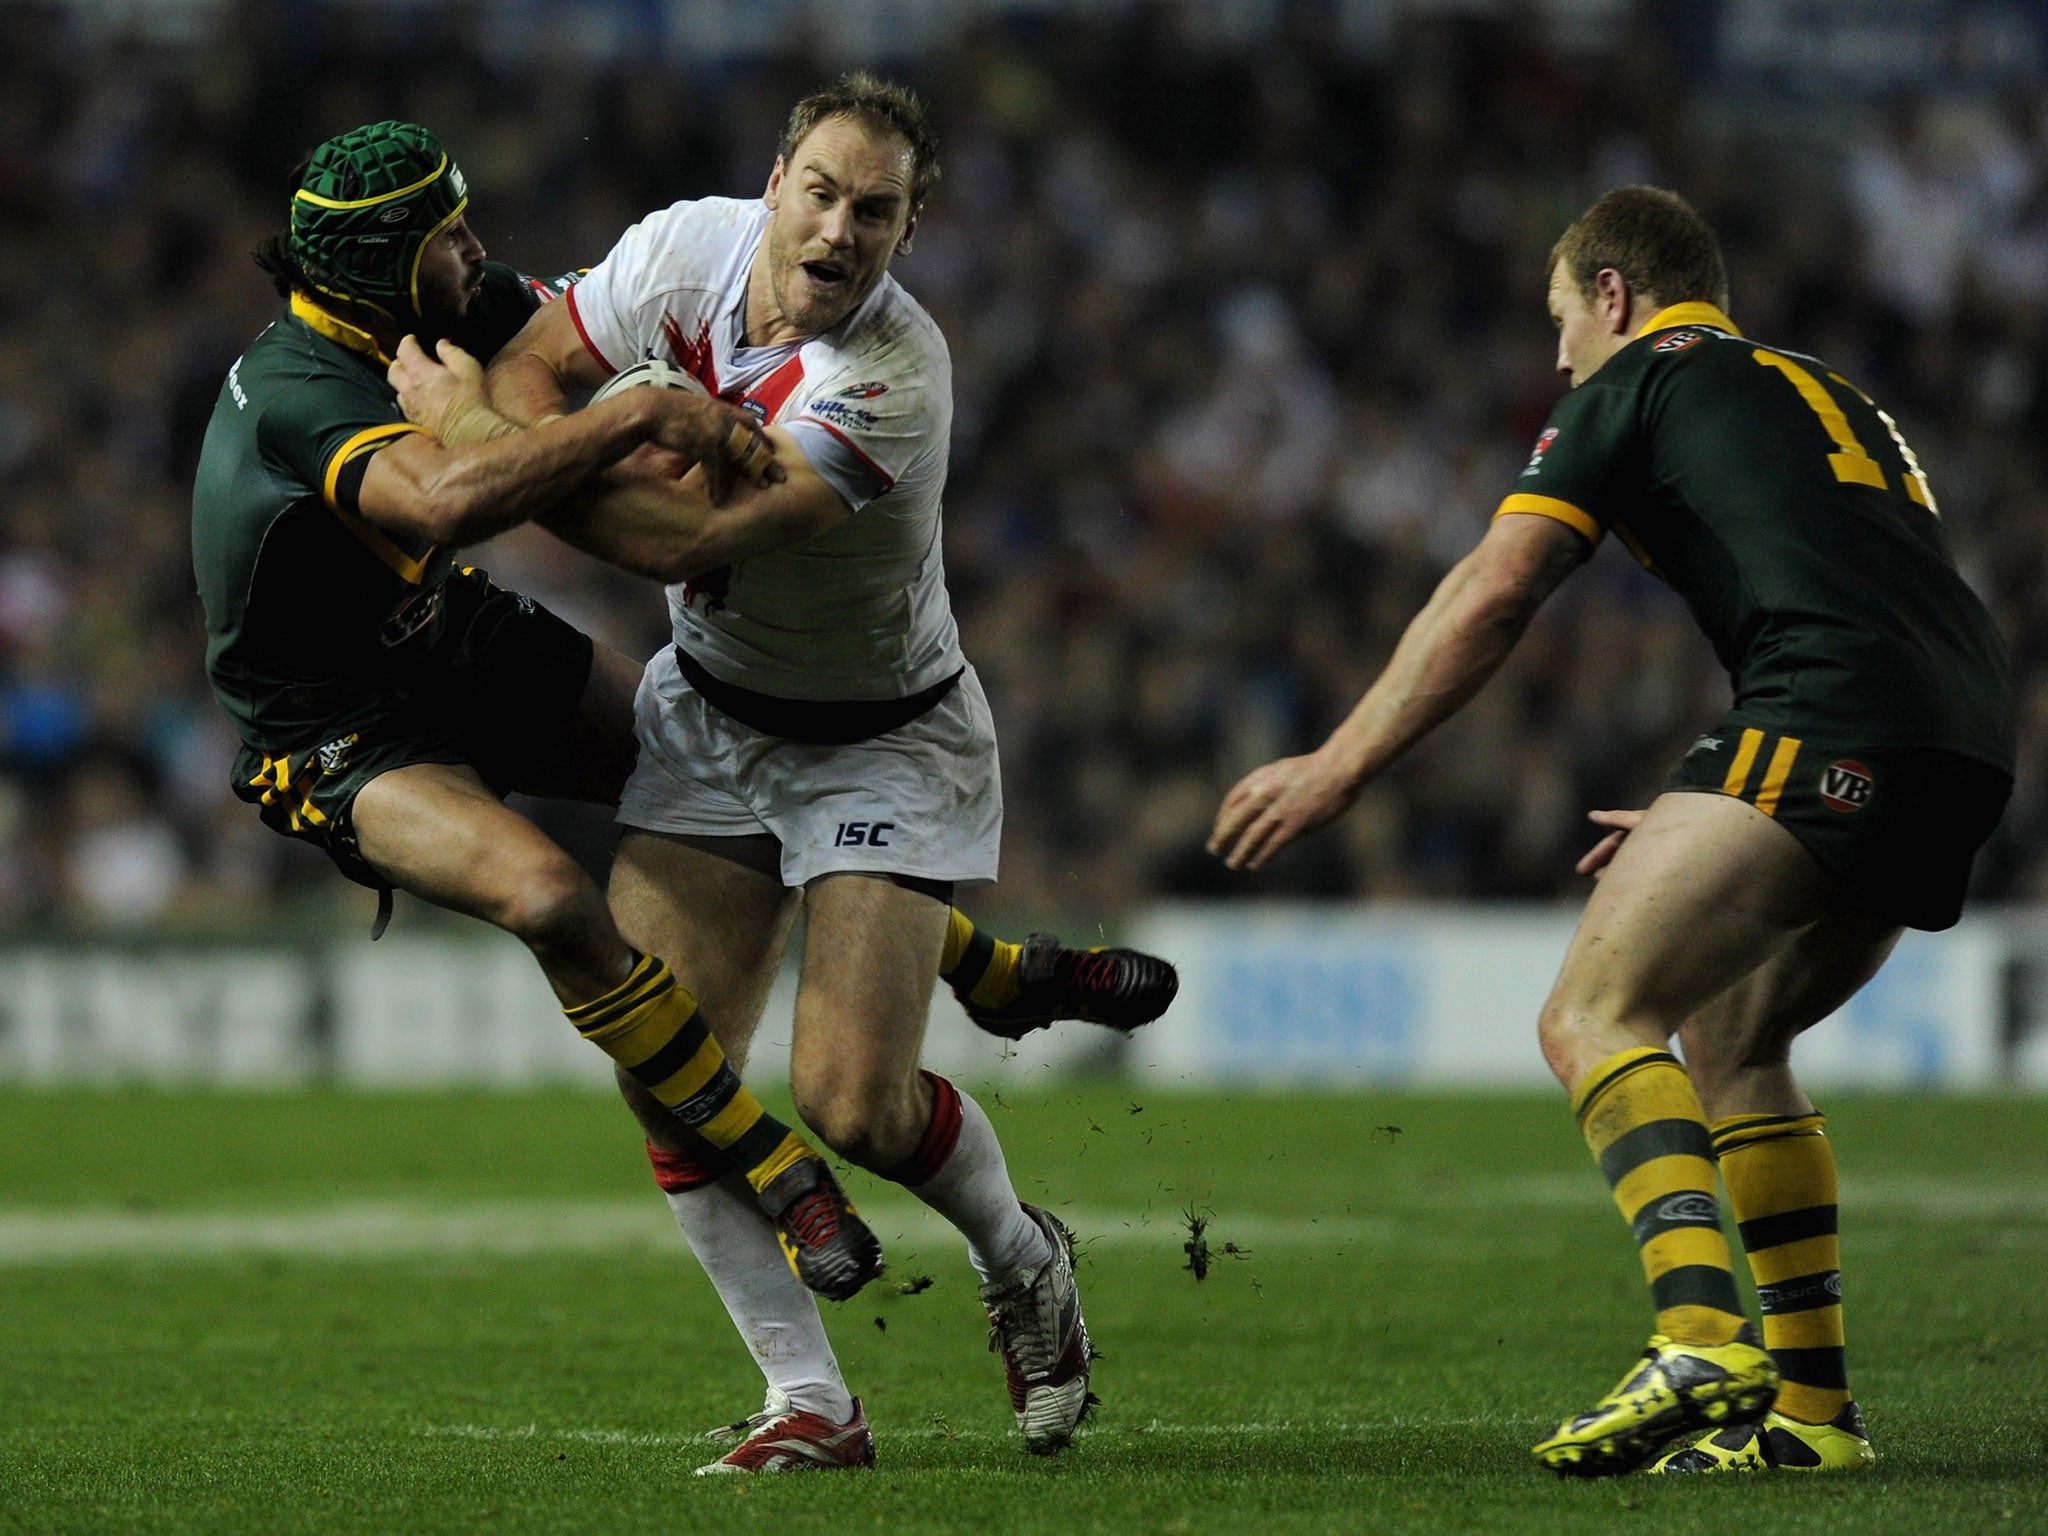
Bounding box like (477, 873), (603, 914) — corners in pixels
(1648, 1401), (1875, 1474)
(1533, 1334), (1779, 1478)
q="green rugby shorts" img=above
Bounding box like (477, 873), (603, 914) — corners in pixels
(230, 568), (595, 889)
(1664, 718), (2010, 931)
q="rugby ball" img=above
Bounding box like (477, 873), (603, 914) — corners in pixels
(591, 357), (708, 401)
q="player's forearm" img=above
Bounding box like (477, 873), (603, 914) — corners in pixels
(413, 394), (659, 545)
(539, 474), (726, 583)
(1321, 551), (1535, 785)
(485, 350), (575, 426)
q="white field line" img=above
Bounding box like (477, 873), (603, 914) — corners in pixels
(0, 1175), (2042, 1265)
(416, 1414), (1525, 1450)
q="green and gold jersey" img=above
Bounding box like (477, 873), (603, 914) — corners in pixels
(191, 262), (574, 749)
(1498, 303), (2014, 772)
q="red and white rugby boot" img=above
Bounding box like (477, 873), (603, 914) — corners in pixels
(694, 1393), (875, 1475)
(979, 1204), (1095, 1454)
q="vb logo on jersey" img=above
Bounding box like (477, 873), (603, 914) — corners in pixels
(838, 380), (889, 399)
(1519, 427), (1559, 478)
(1820, 760), (1874, 812)
(1654, 329), (1704, 353)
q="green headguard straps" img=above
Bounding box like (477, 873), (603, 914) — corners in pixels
(288, 120), (469, 318)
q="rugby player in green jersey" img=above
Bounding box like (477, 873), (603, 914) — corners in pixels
(1209, 186), (2013, 1479)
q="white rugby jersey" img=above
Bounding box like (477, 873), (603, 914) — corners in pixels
(566, 196), (960, 701)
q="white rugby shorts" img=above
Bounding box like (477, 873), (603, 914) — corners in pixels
(617, 644), (1003, 888)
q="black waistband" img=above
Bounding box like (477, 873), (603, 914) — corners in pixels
(674, 646), (963, 744)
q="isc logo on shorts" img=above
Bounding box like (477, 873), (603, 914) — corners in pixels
(834, 821), (896, 847)
(1820, 760), (1873, 812)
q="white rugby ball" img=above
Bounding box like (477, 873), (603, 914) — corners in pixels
(590, 357), (708, 401)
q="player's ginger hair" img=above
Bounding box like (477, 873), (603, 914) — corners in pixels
(1550, 186), (1730, 314)
(778, 71), (941, 212)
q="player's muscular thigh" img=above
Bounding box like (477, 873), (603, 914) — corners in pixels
(1539, 792), (1833, 1085)
(788, 874), (949, 1167)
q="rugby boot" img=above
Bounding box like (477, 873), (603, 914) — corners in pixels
(756, 1156), (884, 1302)
(1532, 1333), (1779, 1478)
(959, 932), (1179, 1040)
(694, 1395), (874, 1475)
(703, 1387), (794, 1447)
(980, 1204), (1095, 1454)
(1648, 1400), (1875, 1474)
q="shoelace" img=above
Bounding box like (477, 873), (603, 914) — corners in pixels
(982, 1277), (1055, 1367)
(781, 1189), (842, 1248)
(708, 1389), (793, 1443)
(1062, 950), (1125, 998)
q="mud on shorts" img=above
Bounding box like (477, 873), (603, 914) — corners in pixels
(230, 568), (595, 891)
(617, 645), (1003, 890)
(1665, 716), (2012, 931)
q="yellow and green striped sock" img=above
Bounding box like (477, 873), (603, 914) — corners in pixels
(940, 908), (1024, 1011)
(1714, 1113), (1850, 1424)
(565, 955), (808, 1195)
(1576, 1047), (1748, 1345)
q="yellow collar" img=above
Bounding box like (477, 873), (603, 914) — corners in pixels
(1637, 301), (1741, 338)
(290, 291), (394, 365)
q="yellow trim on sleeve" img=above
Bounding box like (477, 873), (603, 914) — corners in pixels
(1495, 492), (1602, 545)
(322, 423), (426, 509)
(1640, 301), (1742, 338)
(320, 422), (436, 583)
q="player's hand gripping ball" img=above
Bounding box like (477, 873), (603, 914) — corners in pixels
(592, 359), (781, 503)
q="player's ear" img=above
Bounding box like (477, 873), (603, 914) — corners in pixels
(764, 156), (787, 210)
(896, 210), (918, 258)
(1594, 267), (1632, 335)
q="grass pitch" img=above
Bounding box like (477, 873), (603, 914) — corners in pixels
(0, 1086), (2043, 1535)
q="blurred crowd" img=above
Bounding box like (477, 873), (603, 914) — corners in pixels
(2, 0), (2045, 931)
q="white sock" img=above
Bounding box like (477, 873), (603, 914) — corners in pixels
(662, 1174), (854, 1424)
(906, 1087), (1052, 1285)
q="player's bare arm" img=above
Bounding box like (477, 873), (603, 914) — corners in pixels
(1210, 511), (1590, 870)
(485, 292), (609, 422)
(541, 425), (854, 583)
(375, 335), (779, 553)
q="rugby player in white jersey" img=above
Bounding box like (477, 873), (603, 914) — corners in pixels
(465, 75), (1113, 1471)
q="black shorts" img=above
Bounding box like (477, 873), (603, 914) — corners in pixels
(1664, 718), (2011, 931)
(230, 569), (595, 889)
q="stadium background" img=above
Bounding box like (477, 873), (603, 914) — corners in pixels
(4, 5), (2047, 1532)
(0, 0), (2045, 1085)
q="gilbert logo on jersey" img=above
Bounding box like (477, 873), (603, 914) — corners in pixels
(1820, 760), (1874, 813)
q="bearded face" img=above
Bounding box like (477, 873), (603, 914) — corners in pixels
(755, 116), (917, 341)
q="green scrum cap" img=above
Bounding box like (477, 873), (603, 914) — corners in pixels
(288, 120), (469, 317)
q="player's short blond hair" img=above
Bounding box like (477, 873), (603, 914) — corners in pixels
(778, 72), (940, 213)
(1551, 186), (1729, 313)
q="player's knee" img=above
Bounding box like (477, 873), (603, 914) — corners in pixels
(493, 854), (605, 956)
(791, 1072), (913, 1169)
(1536, 1001), (1592, 1082)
